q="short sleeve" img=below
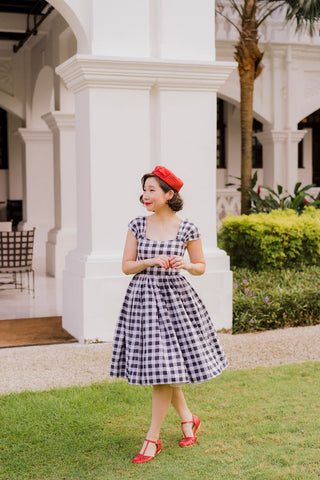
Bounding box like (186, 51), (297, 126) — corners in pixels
(128, 216), (144, 239)
(182, 221), (201, 243)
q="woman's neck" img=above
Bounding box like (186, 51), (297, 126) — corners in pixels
(150, 207), (176, 222)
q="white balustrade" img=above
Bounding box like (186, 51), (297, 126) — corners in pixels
(216, 189), (241, 227)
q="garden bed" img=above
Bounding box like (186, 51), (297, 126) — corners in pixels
(232, 266), (320, 333)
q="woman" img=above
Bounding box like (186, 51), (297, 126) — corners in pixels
(110, 165), (228, 463)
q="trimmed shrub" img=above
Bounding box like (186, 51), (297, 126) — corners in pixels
(232, 266), (320, 333)
(218, 207), (320, 270)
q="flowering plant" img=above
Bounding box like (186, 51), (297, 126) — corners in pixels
(233, 277), (269, 330)
(232, 266), (320, 333)
(226, 172), (317, 214)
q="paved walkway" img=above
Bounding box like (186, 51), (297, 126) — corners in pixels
(1, 324), (319, 395)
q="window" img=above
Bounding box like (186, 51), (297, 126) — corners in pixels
(252, 119), (263, 169)
(216, 98), (226, 168)
(298, 140), (304, 168)
(0, 108), (8, 170)
(298, 110), (320, 185)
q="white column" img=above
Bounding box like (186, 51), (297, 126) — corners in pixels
(42, 112), (77, 278)
(17, 129), (54, 272)
(257, 130), (306, 192)
(286, 130), (308, 192)
(155, 79), (233, 331)
(56, 56), (234, 342)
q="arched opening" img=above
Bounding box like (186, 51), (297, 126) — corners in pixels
(0, 1), (79, 332)
(216, 97), (270, 225)
(216, 97), (267, 189)
(31, 66), (54, 129)
(298, 109), (320, 187)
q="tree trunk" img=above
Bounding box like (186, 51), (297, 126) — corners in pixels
(239, 56), (255, 215)
(234, 0), (263, 215)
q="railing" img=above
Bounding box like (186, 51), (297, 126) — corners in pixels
(217, 189), (240, 227)
(217, 187), (320, 227)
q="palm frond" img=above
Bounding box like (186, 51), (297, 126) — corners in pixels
(256, 1), (287, 28)
(268, 0), (320, 35)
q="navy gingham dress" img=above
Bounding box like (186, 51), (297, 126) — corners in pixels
(109, 216), (228, 385)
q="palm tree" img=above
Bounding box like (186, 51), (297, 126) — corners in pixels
(272, 0), (320, 34)
(216, 0), (320, 214)
(216, 1), (283, 214)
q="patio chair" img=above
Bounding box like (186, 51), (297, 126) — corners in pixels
(0, 228), (35, 298)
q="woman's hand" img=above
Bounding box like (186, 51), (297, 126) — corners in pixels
(150, 255), (172, 270)
(169, 255), (191, 271)
(170, 239), (206, 276)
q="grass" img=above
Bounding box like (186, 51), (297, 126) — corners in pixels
(0, 362), (320, 479)
(232, 266), (320, 333)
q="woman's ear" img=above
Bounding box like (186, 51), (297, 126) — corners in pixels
(167, 190), (174, 201)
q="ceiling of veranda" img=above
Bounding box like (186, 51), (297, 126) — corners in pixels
(0, 1), (54, 51)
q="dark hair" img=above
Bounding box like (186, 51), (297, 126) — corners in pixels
(139, 173), (184, 212)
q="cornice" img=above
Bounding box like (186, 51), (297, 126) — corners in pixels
(256, 130), (307, 144)
(56, 54), (236, 93)
(42, 112), (75, 132)
(17, 128), (52, 143)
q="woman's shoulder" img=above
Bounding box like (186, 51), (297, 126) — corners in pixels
(128, 215), (145, 225)
(128, 216), (146, 238)
(180, 218), (201, 242)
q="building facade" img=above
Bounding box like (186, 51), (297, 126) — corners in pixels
(0, 0), (235, 341)
(216, 3), (320, 223)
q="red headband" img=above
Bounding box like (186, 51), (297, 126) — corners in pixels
(152, 165), (184, 192)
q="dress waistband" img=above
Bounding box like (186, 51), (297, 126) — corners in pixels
(137, 267), (181, 277)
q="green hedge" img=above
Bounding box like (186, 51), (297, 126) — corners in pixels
(218, 207), (320, 270)
(232, 267), (320, 333)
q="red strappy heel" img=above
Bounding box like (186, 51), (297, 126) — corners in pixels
(179, 414), (201, 447)
(132, 438), (162, 464)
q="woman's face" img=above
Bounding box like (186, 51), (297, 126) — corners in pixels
(142, 177), (173, 212)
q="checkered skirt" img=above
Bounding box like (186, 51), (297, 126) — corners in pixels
(109, 216), (228, 385)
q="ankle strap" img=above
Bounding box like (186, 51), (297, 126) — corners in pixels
(144, 438), (157, 444)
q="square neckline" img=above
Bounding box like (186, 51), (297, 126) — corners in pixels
(144, 216), (184, 242)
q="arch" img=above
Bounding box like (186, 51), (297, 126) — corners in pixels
(49, 0), (90, 53)
(0, 91), (24, 120)
(217, 93), (272, 129)
(218, 67), (273, 127)
(31, 66), (54, 129)
(297, 97), (320, 127)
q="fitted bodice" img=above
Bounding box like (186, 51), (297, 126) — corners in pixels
(136, 217), (188, 276)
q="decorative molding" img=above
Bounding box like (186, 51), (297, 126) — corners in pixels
(17, 128), (52, 144)
(289, 130), (308, 144)
(56, 54), (236, 93)
(256, 130), (307, 145)
(42, 112), (75, 132)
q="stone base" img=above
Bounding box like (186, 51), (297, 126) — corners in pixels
(46, 228), (77, 278)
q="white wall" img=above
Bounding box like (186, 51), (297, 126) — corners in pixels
(7, 113), (23, 200)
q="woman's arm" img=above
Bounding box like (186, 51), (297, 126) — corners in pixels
(122, 230), (171, 275)
(169, 238), (206, 276)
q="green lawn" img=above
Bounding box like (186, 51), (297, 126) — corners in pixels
(1, 362), (319, 480)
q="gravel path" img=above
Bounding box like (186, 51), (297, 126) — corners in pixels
(1, 324), (319, 395)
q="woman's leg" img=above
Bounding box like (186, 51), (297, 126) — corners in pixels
(171, 387), (194, 437)
(138, 385), (173, 456)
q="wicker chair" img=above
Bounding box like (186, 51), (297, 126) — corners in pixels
(0, 228), (35, 297)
